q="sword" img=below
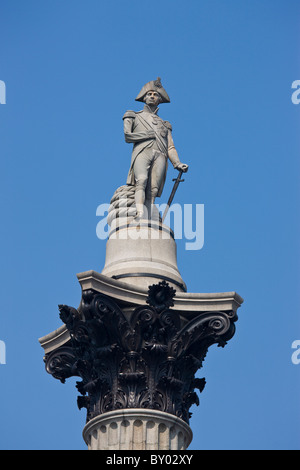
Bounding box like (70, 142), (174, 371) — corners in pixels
(162, 169), (185, 222)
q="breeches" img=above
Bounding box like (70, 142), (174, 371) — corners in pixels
(133, 149), (166, 199)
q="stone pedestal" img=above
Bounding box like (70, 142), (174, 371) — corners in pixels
(82, 409), (192, 451)
(102, 219), (186, 292)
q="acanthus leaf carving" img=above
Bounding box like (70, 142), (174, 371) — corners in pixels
(45, 282), (237, 424)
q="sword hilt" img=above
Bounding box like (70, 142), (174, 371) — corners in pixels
(172, 169), (184, 182)
(172, 178), (184, 182)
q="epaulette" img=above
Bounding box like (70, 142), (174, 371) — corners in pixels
(164, 120), (172, 131)
(122, 110), (136, 120)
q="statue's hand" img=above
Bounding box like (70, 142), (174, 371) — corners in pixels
(177, 163), (189, 173)
(147, 130), (156, 139)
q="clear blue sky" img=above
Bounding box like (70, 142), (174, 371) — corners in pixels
(0, 0), (299, 450)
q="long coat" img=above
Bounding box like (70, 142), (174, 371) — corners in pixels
(123, 106), (180, 197)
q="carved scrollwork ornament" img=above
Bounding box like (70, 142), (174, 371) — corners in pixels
(45, 282), (237, 424)
(45, 347), (77, 383)
(146, 280), (176, 312)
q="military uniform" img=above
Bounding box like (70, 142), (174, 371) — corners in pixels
(123, 78), (185, 217)
(123, 104), (181, 198)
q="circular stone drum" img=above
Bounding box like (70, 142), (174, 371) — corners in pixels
(82, 409), (193, 451)
(101, 219), (186, 292)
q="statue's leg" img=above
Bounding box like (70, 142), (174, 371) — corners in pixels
(149, 153), (166, 221)
(150, 153), (166, 204)
(133, 152), (151, 219)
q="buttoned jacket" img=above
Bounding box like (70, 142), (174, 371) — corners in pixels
(123, 105), (180, 197)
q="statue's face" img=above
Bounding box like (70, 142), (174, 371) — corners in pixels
(144, 90), (161, 107)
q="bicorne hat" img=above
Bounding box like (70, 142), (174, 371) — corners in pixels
(135, 77), (170, 103)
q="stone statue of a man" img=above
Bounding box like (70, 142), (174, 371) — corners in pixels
(123, 78), (188, 219)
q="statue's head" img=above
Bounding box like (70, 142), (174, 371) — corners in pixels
(135, 77), (170, 104)
(143, 90), (162, 108)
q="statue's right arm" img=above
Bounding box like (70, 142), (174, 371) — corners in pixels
(123, 112), (155, 144)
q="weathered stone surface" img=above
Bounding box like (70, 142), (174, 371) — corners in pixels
(123, 78), (188, 220)
(102, 221), (186, 292)
(82, 409), (193, 450)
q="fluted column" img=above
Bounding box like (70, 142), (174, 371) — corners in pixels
(82, 409), (192, 451)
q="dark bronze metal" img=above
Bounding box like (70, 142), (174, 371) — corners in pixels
(44, 281), (237, 425)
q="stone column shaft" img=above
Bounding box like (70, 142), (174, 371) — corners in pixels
(83, 409), (192, 451)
